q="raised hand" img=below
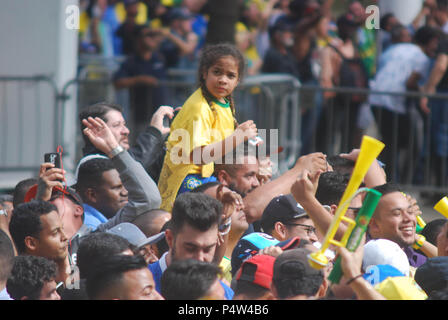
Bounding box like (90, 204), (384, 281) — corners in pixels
(234, 120), (258, 144)
(82, 117), (119, 156)
(150, 105), (175, 135)
(36, 162), (65, 201)
(216, 184), (244, 222)
(290, 169), (322, 204)
(294, 152), (328, 174)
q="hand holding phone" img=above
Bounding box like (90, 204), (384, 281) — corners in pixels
(44, 152), (61, 169)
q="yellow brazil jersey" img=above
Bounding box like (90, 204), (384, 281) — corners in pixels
(158, 88), (235, 211)
(219, 256), (232, 285)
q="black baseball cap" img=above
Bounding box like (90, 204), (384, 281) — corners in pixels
(260, 194), (308, 233)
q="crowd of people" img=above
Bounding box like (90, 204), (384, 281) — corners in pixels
(77, 0), (448, 187)
(1, 0), (448, 302)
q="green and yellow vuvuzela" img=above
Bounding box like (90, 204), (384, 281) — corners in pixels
(308, 135), (385, 270)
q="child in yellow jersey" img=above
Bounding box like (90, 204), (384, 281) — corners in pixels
(158, 43), (258, 211)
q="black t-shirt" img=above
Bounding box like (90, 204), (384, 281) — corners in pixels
(115, 22), (139, 56)
(436, 37), (448, 90)
(261, 47), (300, 78)
(113, 52), (168, 123)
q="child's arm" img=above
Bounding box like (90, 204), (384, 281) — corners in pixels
(189, 120), (258, 165)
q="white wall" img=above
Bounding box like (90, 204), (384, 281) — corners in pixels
(379, 0), (424, 26)
(0, 0), (79, 189)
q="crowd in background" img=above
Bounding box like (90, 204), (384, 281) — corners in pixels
(77, 0), (448, 186)
(1, 0), (448, 302)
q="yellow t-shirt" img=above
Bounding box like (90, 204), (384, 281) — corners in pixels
(219, 256), (233, 285)
(115, 2), (148, 25)
(158, 88), (235, 211)
(374, 276), (427, 300)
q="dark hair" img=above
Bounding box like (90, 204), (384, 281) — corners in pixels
(371, 183), (402, 220)
(413, 26), (440, 47)
(161, 259), (222, 300)
(50, 187), (84, 208)
(131, 209), (171, 237)
(428, 287), (448, 300)
(390, 24), (408, 43)
(76, 231), (134, 279)
(272, 249), (323, 299)
(9, 200), (58, 254)
(134, 24), (152, 38)
(190, 181), (222, 194)
(233, 280), (270, 299)
(198, 43), (246, 128)
(421, 219), (448, 245)
(0, 229), (14, 282)
(85, 254), (148, 300)
(336, 14), (358, 41)
(437, 0), (448, 10)
(372, 182), (401, 196)
(75, 158), (116, 201)
(6, 255), (58, 300)
(289, 0), (318, 19)
(12, 178), (38, 208)
(170, 192), (222, 234)
(156, 220), (171, 257)
(380, 13), (396, 31)
(0, 194), (13, 204)
(78, 102), (123, 145)
(315, 171), (350, 206)
(327, 155), (355, 176)
(213, 142), (258, 178)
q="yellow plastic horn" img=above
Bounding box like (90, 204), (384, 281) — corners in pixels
(434, 196), (448, 219)
(308, 136), (385, 270)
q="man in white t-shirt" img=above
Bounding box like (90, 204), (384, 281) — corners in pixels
(369, 26), (440, 180)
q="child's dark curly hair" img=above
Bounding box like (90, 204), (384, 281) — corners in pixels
(197, 43), (246, 128)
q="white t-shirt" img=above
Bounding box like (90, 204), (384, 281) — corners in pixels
(369, 43), (430, 114)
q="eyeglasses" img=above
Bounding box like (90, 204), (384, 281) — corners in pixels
(284, 223), (316, 236)
(347, 207), (362, 216)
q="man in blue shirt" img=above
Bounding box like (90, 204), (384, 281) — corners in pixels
(113, 24), (168, 135)
(149, 192), (234, 300)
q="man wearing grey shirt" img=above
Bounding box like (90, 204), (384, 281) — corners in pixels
(32, 116), (161, 264)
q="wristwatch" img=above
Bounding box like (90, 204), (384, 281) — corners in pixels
(108, 145), (124, 158)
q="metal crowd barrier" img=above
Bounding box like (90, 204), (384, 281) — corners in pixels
(3, 70), (448, 197)
(58, 73), (301, 176)
(298, 84), (448, 194)
(0, 75), (62, 190)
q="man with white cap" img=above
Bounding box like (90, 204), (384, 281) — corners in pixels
(362, 238), (411, 284)
(107, 222), (165, 264)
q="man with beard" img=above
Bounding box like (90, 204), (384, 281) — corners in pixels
(191, 182), (249, 283)
(213, 148), (260, 199)
(213, 144), (328, 228)
(148, 192), (234, 299)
